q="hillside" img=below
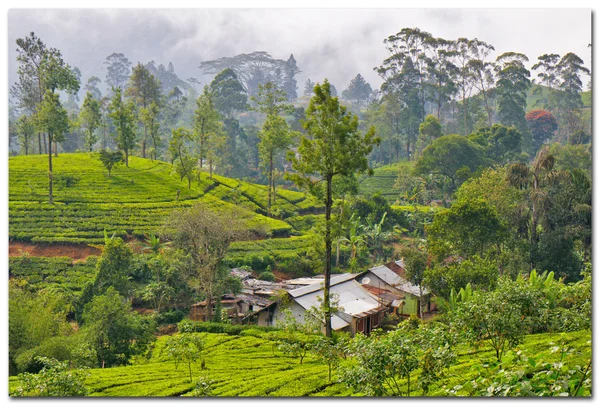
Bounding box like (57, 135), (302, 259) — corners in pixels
(9, 329), (590, 397)
(358, 162), (407, 204)
(9, 153), (322, 245)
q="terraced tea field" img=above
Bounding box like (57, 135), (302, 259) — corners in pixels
(8, 329), (590, 397)
(9, 154), (322, 244)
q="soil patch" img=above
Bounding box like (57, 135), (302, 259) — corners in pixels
(9, 241), (102, 260)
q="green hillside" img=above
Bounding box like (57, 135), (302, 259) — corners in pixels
(9, 329), (590, 397)
(358, 162), (407, 204)
(9, 153), (322, 244)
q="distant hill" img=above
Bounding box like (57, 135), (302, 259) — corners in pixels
(9, 153), (322, 245)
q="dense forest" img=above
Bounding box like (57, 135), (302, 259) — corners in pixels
(8, 25), (592, 397)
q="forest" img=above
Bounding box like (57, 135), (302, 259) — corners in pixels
(7, 25), (592, 397)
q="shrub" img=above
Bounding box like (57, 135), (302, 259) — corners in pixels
(10, 357), (88, 397)
(155, 310), (185, 325)
(258, 271), (276, 282)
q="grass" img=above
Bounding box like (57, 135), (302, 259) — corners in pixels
(9, 153), (322, 244)
(8, 329), (590, 397)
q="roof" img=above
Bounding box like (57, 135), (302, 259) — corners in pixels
(289, 273), (357, 298)
(362, 284), (404, 306)
(366, 261), (428, 297)
(290, 274), (385, 329)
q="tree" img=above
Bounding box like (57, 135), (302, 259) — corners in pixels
(11, 357), (88, 397)
(427, 198), (506, 260)
(194, 86), (224, 177)
(258, 114), (295, 216)
(169, 127), (196, 189)
(93, 234), (134, 298)
(139, 101), (160, 160)
(425, 37), (458, 121)
(303, 78), (315, 96)
(556, 53), (590, 139)
(286, 80), (379, 337)
(423, 256), (498, 299)
(98, 149), (124, 177)
(252, 82), (295, 215)
(169, 203), (248, 321)
(282, 54), (299, 100)
(104, 52), (131, 90)
(401, 247), (429, 317)
(526, 110), (557, 152)
(84, 76), (103, 100)
(126, 63), (162, 158)
(469, 124), (522, 163)
(11, 32), (80, 155)
(15, 114), (35, 155)
(81, 287), (154, 368)
(341, 74), (373, 109)
(162, 333), (205, 382)
(414, 134), (487, 189)
(495, 52), (531, 141)
(417, 114), (443, 153)
(466, 40), (496, 127)
(108, 87), (136, 167)
(79, 91), (102, 151)
(34, 90), (69, 204)
(199, 51), (296, 97)
(209, 68), (248, 119)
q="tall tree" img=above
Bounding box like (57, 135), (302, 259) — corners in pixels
(34, 90), (69, 204)
(258, 115), (295, 216)
(424, 37), (458, 121)
(104, 53), (132, 90)
(194, 86), (224, 178)
(79, 91), (102, 152)
(282, 54), (300, 100)
(126, 63), (162, 158)
(209, 68), (248, 119)
(11, 32), (79, 154)
(286, 80), (379, 337)
(169, 127), (196, 189)
(341, 74), (373, 109)
(466, 40), (496, 127)
(556, 53), (590, 140)
(252, 81), (294, 214)
(495, 52), (532, 144)
(15, 114), (35, 155)
(139, 102), (161, 160)
(84, 76), (103, 100)
(108, 87), (136, 167)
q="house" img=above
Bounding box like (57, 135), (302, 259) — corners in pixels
(356, 260), (435, 318)
(272, 273), (388, 335)
(190, 292), (275, 324)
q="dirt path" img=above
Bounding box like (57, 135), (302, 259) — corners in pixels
(9, 241), (102, 260)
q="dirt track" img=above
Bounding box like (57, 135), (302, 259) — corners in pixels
(9, 241), (102, 260)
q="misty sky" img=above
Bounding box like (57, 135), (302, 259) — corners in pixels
(8, 8), (592, 95)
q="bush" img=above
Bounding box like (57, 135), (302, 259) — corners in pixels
(258, 271), (276, 282)
(154, 310), (185, 325)
(10, 357), (88, 397)
(178, 320), (276, 336)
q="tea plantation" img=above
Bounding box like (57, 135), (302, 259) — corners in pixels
(8, 329), (590, 397)
(358, 162), (405, 204)
(9, 154), (322, 244)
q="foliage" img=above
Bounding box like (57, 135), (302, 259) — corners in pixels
(341, 73), (373, 109)
(414, 134), (488, 188)
(81, 287), (155, 368)
(108, 87), (136, 166)
(427, 198), (506, 260)
(97, 149), (124, 176)
(526, 109), (557, 152)
(10, 357), (88, 397)
(424, 256), (498, 299)
(162, 333), (205, 382)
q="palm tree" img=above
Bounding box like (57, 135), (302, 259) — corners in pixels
(363, 212), (394, 263)
(142, 234), (171, 255)
(340, 214), (366, 270)
(507, 146), (557, 266)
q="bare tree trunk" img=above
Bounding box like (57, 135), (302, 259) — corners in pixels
(125, 149), (129, 167)
(54, 140), (58, 157)
(268, 153), (273, 216)
(38, 132), (42, 154)
(48, 134), (53, 204)
(43, 133), (48, 154)
(324, 174), (333, 338)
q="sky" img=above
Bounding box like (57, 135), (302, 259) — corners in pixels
(7, 8), (592, 95)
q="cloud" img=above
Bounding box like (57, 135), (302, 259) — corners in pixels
(8, 8), (591, 95)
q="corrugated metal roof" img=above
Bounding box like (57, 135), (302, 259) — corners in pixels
(367, 263), (428, 297)
(292, 276), (384, 327)
(289, 273), (357, 298)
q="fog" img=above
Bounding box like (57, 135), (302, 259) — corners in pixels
(8, 8), (592, 94)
